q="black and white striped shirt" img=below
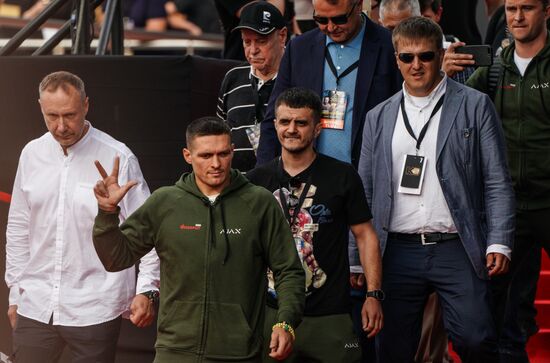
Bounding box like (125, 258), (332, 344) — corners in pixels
(217, 65), (276, 172)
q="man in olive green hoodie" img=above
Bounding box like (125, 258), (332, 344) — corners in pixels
(91, 117), (305, 363)
(467, 0), (550, 361)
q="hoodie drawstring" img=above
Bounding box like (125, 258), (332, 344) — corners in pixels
(219, 201), (230, 265)
(204, 198), (231, 265)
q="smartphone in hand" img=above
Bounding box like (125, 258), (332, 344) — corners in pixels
(456, 45), (493, 67)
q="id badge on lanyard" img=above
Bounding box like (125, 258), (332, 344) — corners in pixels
(397, 94), (445, 195)
(320, 90), (347, 129)
(320, 47), (358, 130)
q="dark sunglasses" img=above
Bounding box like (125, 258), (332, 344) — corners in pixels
(313, 1), (358, 25)
(397, 51), (437, 64)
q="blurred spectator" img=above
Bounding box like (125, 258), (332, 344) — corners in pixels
(129, 0), (168, 31)
(20, 0), (71, 20)
(369, 0), (381, 23)
(165, 0), (221, 35)
(439, 0), (481, 45)
(294, 0), (315, 33)
(379, 0), (420, 31)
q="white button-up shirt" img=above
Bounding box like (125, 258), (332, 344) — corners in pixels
(390, 75), (455, 233)
(6, 122), (160, 326)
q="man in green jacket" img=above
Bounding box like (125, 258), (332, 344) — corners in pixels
(467, 0), (550, 361)
(91, 117), (305, 363)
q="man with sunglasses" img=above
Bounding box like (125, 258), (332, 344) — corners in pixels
(358, 17), (514, 362)
(247, 87), (383, 363)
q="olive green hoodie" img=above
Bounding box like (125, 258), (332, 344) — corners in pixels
(93, 170), (304, 362)
(467, 32), (550, 210)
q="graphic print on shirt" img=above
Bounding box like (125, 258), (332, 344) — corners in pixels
(268, 182), (328, 298)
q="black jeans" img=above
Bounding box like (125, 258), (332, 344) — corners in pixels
(13, 314), (122, 363)
(491, 208), (550, 363)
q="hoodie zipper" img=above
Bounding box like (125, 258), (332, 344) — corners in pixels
(516, 76), (524, 196)
(198, 202), (214, 360)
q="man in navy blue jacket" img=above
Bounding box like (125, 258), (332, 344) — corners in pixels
(256, 0), (402, 168)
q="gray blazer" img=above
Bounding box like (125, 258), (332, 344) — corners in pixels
(358, 78), (515, 279)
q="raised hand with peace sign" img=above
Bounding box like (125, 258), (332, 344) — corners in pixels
(94, 156), (138, 213)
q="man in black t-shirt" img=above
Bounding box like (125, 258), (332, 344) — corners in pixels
(247, 87), (383, 363)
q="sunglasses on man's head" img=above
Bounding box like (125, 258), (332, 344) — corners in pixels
(313, 1), (358, 25)
(397, 51), (436, 64)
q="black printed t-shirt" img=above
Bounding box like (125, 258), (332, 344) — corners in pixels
(247, 153), (372, 316)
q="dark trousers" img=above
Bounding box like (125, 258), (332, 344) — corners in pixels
(377, 236), (498, 363)
(262, 306), (361, 363)
(12, 314), (122, 363)
(491, 208), (550, 363)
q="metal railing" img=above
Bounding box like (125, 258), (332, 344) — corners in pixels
(0, 1), (223, 56)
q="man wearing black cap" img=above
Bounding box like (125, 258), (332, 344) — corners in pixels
(217, 1), (287, 172)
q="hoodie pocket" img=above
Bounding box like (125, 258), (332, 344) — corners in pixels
(204, 302), (256, 358)
(157, 301), (201, 351)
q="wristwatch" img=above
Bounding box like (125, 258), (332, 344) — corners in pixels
(140, 290), (160, 306)
(366, 289), (385, 301)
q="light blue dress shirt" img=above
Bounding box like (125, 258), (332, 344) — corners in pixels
(316, 16), (366, 163)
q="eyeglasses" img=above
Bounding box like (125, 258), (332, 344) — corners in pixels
(313, 1), (358, 25)
(397, 51), (437, 64)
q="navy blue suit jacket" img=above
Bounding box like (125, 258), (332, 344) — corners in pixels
(256, 17), (402, 168)
(358, 79), (515, 279)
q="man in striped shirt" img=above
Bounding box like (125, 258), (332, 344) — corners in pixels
(216, 1), (287, 172)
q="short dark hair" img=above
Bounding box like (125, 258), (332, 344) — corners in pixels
(185, 117), (231, 147)
(418, 0), (440, 13)
(39, 71), (86, 101)
(392, 16), (443, 51)
(275, 87), (322, 124)
(505, 0), (548, 7)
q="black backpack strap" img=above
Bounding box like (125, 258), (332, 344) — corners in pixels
(487, 55), (503, 101)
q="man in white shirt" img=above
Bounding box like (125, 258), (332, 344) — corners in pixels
(358, 17), (515, 362)
(5, 71), (160, 363)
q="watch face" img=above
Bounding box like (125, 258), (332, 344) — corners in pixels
(368, 290), (385, 301)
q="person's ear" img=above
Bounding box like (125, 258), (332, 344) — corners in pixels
(183, 148), (192, 164)
(314, 122), (322, 138)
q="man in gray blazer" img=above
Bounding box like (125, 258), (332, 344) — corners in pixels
(358, 17), (515, 363)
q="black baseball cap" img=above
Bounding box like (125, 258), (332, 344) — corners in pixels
(234, 1), (286, 35)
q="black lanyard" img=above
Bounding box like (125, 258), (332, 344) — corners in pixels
(325, 47), (359, 88)
(277, 159), (313, 227)
(249, 76), (264, 123)
(400, 94), (445, 152)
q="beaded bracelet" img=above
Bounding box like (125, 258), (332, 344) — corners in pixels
(272, 321), (295, 340)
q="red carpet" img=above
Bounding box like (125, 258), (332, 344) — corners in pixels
(527, 253), (550, 363)
(449, 253), (550, 363)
